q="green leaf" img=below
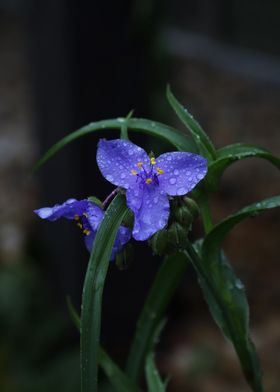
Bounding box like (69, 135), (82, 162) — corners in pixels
(126, 252), (188, 381)
(188, 197), (280, 392)
(99, 349), (142, 392)
(80, 194), (130, 392)
(66, 297), (141, 392)
(202, 195), (280, 257)
(166, 85), (216, 161)
(32, 118), (196, 172)
(145, 353), (166, 392)
(206, 143), (280, 190)
(191, 197), (280, 391)
(185, 241), (263, 392)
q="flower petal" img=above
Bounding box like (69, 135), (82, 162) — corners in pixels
(85, 203), (104, 230)
(126, 185), (170, 240)
(97, 139), (150, 189)
(112, 225), (131, 259)
(84, 231), (96, 252)
(34, 199), (92, 221)
(156, 152), (208, 196)
(84, 225), (131, 261)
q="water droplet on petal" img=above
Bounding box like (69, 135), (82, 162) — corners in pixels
(167, 156), (172, 161)
(169, 178), (177, 185)
(197, 173), (204, 180)
(177, 187), (187, 195)
(153, 196), (158, 204)
(173, 169), (179, 175)
(120, 173), (126, 179)
(106, 175), (114, 182)
(128, 150), (133, 156)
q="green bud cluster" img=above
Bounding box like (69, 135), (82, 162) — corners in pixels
(149, 197), (199, 256)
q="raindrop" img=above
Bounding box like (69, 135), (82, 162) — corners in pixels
(173, 169), (179, 175)
(128, 150), (133, 156)
(177, 187), (186, 195)
(235, 279), (244, 290)
(120, 173), (126, 179)
(197, 173), (205, 180)
(106, 175), (114, 182)
(169, 178), (177, 185)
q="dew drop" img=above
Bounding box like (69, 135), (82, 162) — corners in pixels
(167, 156), (172, 161)
(197, 173), (204, 180)
(153, 196), (159, 204)
(177, 187), (186, 195)
(235, 279), (244, 290)
(169, 178), (177, 185)
(173, 169), (179, 175)
(106, 175), (114, 182)
(128, 150), (133, 156)
(120, 173), (126, 179)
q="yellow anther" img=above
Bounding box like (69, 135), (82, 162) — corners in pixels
(131, 169), (137, 175)
(74, 214), (79, 221)
(150, 157), (156, 165)
(83, 229), (91, 236)
(145, 178), (152, 184)
(77, 222), (83, 229)
(156, 167), (164, 175)
(83, 212), (88, 218)
(137, 162), (143, 167)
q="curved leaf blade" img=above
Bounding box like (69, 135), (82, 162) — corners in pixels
(166, 85), (216, 161)
(80, 194), (129, 392)
(194, 196), (280, 391)
(99, 349), (142, 392)
(202, 195), (280, 259)
(33, 118), (196, 172)
(207, 143), (280, 190)
(145, 353), (166, 392)
(185, 242), (263, 392)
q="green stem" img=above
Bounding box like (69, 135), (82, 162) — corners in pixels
(198, 193), (213, 234)
(125, 252), (188, 381)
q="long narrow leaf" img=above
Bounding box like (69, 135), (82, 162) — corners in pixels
(202, 195), (280, 258)
(126, 252), (188, 381)
(145, 353), (166, 392)
(166, 85), (216, 161)
(187, 197), (280, 391)
(185, 242), (263, 392)
(206, 143), (280, 190)
(33, 118), (196, 172)
(80, 194), (130, 392)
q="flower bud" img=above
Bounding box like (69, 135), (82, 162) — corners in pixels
(149, 229), (169, 256)
(182, 197), (199, 219)
(167, 222), (188, 251)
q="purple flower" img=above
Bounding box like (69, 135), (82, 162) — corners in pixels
(34, 198), (131, 260)
(97, 139), (208, 241)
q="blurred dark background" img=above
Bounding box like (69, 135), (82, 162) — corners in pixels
(1, 0), (280, 391)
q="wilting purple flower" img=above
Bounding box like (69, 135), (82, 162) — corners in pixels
(97, 139), (208, 241)
(34, 198), (131, 260)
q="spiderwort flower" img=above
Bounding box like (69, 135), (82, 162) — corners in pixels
(97, 139), (208, 241)
(34, 198), (131, 260)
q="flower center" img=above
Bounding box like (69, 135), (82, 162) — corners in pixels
(74, 213), (91, 235)
(130, 158), (164, 186)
